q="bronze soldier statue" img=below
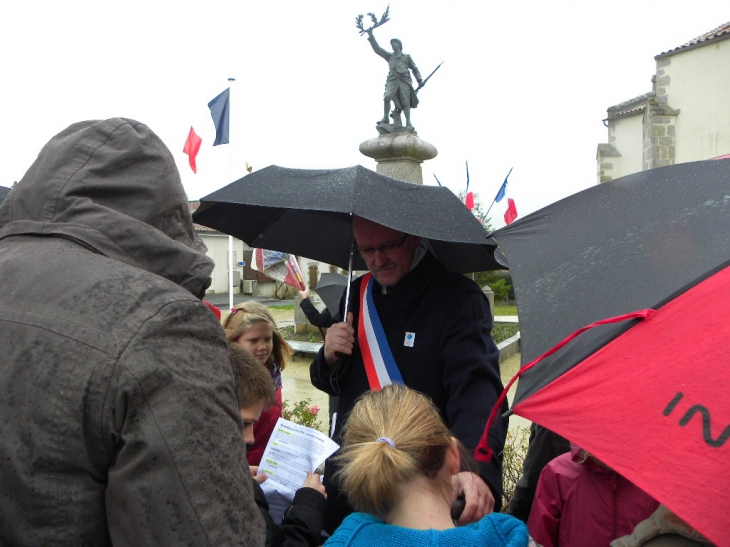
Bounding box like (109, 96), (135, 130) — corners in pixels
(366, 28), (422, 130)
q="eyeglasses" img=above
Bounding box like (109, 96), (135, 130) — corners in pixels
(356, 233), (409, 258)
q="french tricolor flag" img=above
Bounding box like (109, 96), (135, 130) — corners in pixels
(464, 161), (474, 211)
(181, 87), (232, 174)
(494, 168), (517, 225)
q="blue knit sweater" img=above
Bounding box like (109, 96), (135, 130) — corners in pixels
(324, 512), (529, 547)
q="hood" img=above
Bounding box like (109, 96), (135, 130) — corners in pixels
(570, 443), (618, 477)
(0, 186), (10, 205)
(0, 118), (213, 297)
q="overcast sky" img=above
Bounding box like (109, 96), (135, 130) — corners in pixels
(2, 1), (728, 229)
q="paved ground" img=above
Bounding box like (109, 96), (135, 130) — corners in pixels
(494, 315), (519, 323)
(500, 352), (531, 432)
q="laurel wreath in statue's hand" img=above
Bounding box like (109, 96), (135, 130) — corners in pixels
(355, 5), (390, 35)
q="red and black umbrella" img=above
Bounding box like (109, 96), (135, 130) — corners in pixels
(476, 158), (730, 546)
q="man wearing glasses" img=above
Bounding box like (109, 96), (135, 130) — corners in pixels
(311, 216), (506, 536)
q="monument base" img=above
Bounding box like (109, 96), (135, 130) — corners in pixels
(359, 132), (438, 185)
(375, 157), (426, 184)
(375, 121), (417, 136)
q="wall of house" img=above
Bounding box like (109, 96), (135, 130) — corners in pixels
(660, 39), (730, 161)
(298, 256), (341, 287)
(614, 115), (644, 178)
(199, 233), (245, 294)
(600, 34), (730, 182)
(607, 114), (645, 180)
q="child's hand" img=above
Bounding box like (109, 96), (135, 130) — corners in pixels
(249, 465), (268, 484)
(302, 471), (326, 498)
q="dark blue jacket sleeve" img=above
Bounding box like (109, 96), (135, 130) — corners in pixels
(439, 289), (507, 510)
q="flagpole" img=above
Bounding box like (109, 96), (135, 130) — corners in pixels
(227, 77), (236, 311)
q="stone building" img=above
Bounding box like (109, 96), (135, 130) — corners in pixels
(597, 21), (730, 183)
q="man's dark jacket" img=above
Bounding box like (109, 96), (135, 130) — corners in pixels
(0, 119), (264, 546)
(311, 252), (507, 533)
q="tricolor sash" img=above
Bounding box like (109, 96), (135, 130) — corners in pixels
(357, 273), (404, 390)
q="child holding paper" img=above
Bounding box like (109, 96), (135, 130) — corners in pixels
(224, 301), (293, 466)
(230, 343), (326, 547)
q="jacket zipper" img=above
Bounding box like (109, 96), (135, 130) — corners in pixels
(612, 473), (618, 538)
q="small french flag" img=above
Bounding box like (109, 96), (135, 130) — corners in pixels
(183, 126), (202, 174)
(494, 168), (517, 225)
(465, 161), (474, 211)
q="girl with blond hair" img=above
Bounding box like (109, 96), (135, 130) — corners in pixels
(325, 384), (530, 546)
(223, 301), (292, 466)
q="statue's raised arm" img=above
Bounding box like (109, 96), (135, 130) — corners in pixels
(366, 30), (391, 61)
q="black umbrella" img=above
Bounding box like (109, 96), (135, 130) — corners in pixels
(475, 158), (730, 545)
(193, 165), (503, 274)
(0, 186), (10, 205)
(313, 272), (348, 316)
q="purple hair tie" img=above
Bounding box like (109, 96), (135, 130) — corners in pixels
(375, 437), (396, 449)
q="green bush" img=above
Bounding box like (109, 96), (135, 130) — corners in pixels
(492, 323), (519, 343)
(471, 270), (514, 301)
(501, 426), (530, 511)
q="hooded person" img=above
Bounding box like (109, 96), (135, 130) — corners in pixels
(527, 445), (659, 547)
(0, 118), (265, 546)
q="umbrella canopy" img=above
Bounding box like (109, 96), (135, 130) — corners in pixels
(0, 186), (10, 205)
(484, 158), (730, 546)
(193, 165), (503, 274)
(313, 272), (348, 315)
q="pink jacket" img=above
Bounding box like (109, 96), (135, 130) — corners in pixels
(528, 447), (659, 547)
(246, 387), (283, 466)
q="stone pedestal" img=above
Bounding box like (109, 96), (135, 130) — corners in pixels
(296, 297), (324, 335)
(308, 264), (319, 289)
(482, 285), (495, 315)
(294, 294), (308, 334)
(359, 131), (438, 184)
(294, 303), (320, 334)
(296, 264), (322, 334)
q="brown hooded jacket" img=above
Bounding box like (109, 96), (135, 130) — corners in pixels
(0, 119), (264, 546)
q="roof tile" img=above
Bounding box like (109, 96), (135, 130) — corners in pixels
(657, 21), (730, 57)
